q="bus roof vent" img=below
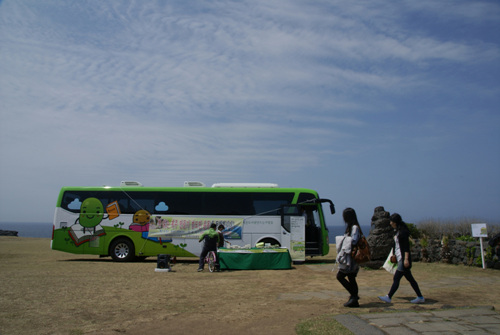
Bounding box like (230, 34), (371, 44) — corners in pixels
(211, 183), (279, 188)
(184, 181), (206, 187)
(120, 181), (143, 187)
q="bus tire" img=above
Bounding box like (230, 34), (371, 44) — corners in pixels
(109, 238), (135, 262)
(259, 238), (281, 247)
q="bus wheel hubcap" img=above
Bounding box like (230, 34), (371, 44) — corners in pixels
(115, 244), (129, 258)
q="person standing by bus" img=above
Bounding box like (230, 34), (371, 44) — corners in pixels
(378, 213), (425, 304)
(217, 224), (230, 249)
(336, 208), (361, 308)
(198, 223), (220, 272)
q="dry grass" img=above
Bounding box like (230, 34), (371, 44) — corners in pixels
(1, 237), (499, 335)
(417, 218), (500, 239)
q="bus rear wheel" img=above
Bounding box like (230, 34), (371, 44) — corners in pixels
(110, 238), (135, 262)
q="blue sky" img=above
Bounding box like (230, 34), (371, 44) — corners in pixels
(1, 0), (499, 226)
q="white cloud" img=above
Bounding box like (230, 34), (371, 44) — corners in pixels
(0, 0), (499, 222)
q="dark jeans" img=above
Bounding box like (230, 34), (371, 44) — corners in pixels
(388, 269), (422, 298)
(337, 271), (358, 298)
(198, 247), (219, 269)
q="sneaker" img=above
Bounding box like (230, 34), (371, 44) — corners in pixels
(378, 295), (391, 303)
(348, 300), (359, 308)
(345, 298), (360, 308)
(411, 297), (425, 304)
(343, 296), (360, 307)
(197, 268), (204, 272)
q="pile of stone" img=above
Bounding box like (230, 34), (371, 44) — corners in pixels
(365, 206), (394, 269)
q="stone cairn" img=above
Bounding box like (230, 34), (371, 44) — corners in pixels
(365, 206), (393, 269)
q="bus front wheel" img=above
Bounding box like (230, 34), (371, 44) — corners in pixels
(110, 238), (135, 262)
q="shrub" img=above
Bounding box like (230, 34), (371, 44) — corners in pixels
(406, 223), (420, 239)
(457, 235), (475, 242)
(417, 219), (443, 239)
(417, 217), (499, 239)
(420, 236), (428, 248)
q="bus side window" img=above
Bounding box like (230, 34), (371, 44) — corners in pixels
(117, 198), (131, 214)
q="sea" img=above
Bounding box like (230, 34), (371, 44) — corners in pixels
(0, 222), (372, 241)
(0, 222), (53, 238)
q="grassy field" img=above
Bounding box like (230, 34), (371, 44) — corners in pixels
(1, 237), (499, 335)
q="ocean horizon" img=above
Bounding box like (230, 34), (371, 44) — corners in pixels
(0, 222), (53, 238)
(0, 222), (372, 241)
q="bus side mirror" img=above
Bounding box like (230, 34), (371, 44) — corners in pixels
(316, 199), (335, 215)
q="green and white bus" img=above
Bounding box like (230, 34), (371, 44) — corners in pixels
(51, 181), (335, 262)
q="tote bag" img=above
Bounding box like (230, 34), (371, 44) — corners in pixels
(383, 248), (397, 274)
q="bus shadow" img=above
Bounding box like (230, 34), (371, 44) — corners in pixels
(58, 257), (200, 264)
(59, 258), (115, 263)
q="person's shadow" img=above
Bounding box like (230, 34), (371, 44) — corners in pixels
(358, 297), (437, 308)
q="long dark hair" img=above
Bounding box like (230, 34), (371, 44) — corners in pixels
(343, 207), (360, 236)
(390, 213), (408, 232)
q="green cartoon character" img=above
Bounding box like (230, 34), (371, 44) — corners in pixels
(77, 197), (108, 234)
(68, 197), (108, 246)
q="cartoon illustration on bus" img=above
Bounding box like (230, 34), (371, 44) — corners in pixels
(129, 210), (151, 232)
(68, 197), (108, 246)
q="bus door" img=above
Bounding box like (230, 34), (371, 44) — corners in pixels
(303, 203), (323, 257)
(310, 198), (335, 256)
(281, 205), (306, 262)
(282, 201), (333, 258)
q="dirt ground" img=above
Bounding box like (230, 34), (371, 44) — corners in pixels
(1, 237), (499, 335)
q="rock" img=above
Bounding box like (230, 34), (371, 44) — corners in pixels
(365, 206), (393, 269)
(0, 230), (18, 236)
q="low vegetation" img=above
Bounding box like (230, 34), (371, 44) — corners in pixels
(415, 218), (500, 240)
(296, 315), (353, 335)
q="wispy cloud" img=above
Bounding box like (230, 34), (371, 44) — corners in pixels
(0, 0), (499, 222)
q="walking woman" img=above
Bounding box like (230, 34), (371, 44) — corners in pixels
(336, 208), (361, 308)
(378, 213), (425, 304)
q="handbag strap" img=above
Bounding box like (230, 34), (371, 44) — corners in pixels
(351, 225), (361, 249)
(352, 224), (365, 239)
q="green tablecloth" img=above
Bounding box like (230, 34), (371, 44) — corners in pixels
(218, 248), (292, 270)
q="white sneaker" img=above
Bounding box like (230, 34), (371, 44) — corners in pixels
(378, 295), (391, 303)
(411, 297), (425, 304)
